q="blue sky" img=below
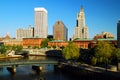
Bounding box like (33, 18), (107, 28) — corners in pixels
(0, 0), (120, 39)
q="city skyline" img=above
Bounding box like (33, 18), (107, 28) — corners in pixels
(0, 0), (120, 39)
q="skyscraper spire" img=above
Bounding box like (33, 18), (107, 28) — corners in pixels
(72, 6), (88, 40)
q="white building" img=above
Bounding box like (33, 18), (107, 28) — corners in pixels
(34, 7), (48, 38)
(72, 6), (88, 40)
(16, 26), (34, 39)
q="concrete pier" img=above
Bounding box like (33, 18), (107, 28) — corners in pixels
(32, 65), (43, 73)
(7, 66), (16, 74)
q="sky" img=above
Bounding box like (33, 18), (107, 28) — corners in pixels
(0, 0), (120, 39)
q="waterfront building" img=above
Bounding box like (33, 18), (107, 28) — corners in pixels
(94, 31), (114, 39)
(23, 37), (45, 48)
(16, 26), (34, 39)
(73, 38), (117, 49)
(48, 40), (68, 49)
(34, 7), (48, 38)
(117, 20), (120, 48)
(2, 39), (22, 46)
(72, 6), (88, 40)
(53, 21), (68, 41)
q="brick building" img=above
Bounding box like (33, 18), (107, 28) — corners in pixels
(53, 21), (68, 41)
(23, 38), (45, 48)
(48, 40), (68, 48)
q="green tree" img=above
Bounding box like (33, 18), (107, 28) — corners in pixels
(0, 46), (7, 54)
(115, 48), (120, 61)
(62, 42), (80, 60)
(94, 41), (114, 70)
(52, 45), (56, 49)
(91, 57), (97, 65)
(28, 45), (31, 49)
(16, 45), (23, 51)
(12, 45), (17, 51)
(41, 38), (49, 48)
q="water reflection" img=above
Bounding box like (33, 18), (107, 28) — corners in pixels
(0, 56), (71, 80)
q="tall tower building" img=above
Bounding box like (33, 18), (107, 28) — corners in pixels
(53, 21), (68, 41)
(34, 7), (48, 38)
(72, 6), (88, 40)
(117, 20), (120, 48)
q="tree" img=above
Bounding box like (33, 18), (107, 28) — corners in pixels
(114, 48), (120, 71)
(12, 45), (17, 51)
(0, 46), (7, 54)
(115, 48), (120, 61)
(16, 45), (23, 51)
(62, 42), (80, 60)
(52, 45), (56, 49)
(41, 38), (49, 48)
(94, 41), (114, 70)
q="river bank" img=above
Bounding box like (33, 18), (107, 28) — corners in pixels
(58, 62), (120, 80)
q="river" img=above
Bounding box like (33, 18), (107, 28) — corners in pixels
(0, 56), (118, 80)
(0, 56), (79, 80)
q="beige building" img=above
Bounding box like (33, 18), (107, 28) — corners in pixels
(53, 21), (68, 41)
(94, 32), (114, 39)
(2, 39), (22, 46)
(72, 6), (88, 40)
(34, 7), (48, 38)
(16, 26), (34, 39)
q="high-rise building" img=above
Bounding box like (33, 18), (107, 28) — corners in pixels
(117, 20), (120, 48)
(16, 25), (34, 39)
(34, 7), (48, 38)
(53, 21), (68, 41)
(72, 6), (88, 40)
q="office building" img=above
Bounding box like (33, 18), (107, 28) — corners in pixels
(16, 26), (34, 39)
(117, 20), (120, 48)
(34, 7), (48, 38)
(53, 21), (68, 41)
(72, 6), (88, 40)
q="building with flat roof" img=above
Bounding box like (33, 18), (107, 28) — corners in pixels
(117, 20), (120, 48)
(23, 37), (45, 48)
(34, 7), (48, 38)
(53, 21), (68, 41)
(16, 25), (34, 39)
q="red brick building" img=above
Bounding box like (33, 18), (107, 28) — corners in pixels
(73, 38), (117, 49)
(48, 38), (117, 49)
(53, 21), (68, 41)
(73, 39), (93, 49)
(48, 40), (68, 48)
(23, 38), (45, 48)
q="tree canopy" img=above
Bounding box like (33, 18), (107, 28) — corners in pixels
(62, 42), (80, 60)
(115, 48), (120, 61)
(94, 41), (114, 64)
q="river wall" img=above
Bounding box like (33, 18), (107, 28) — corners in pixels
(57, 63), (120, 80)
